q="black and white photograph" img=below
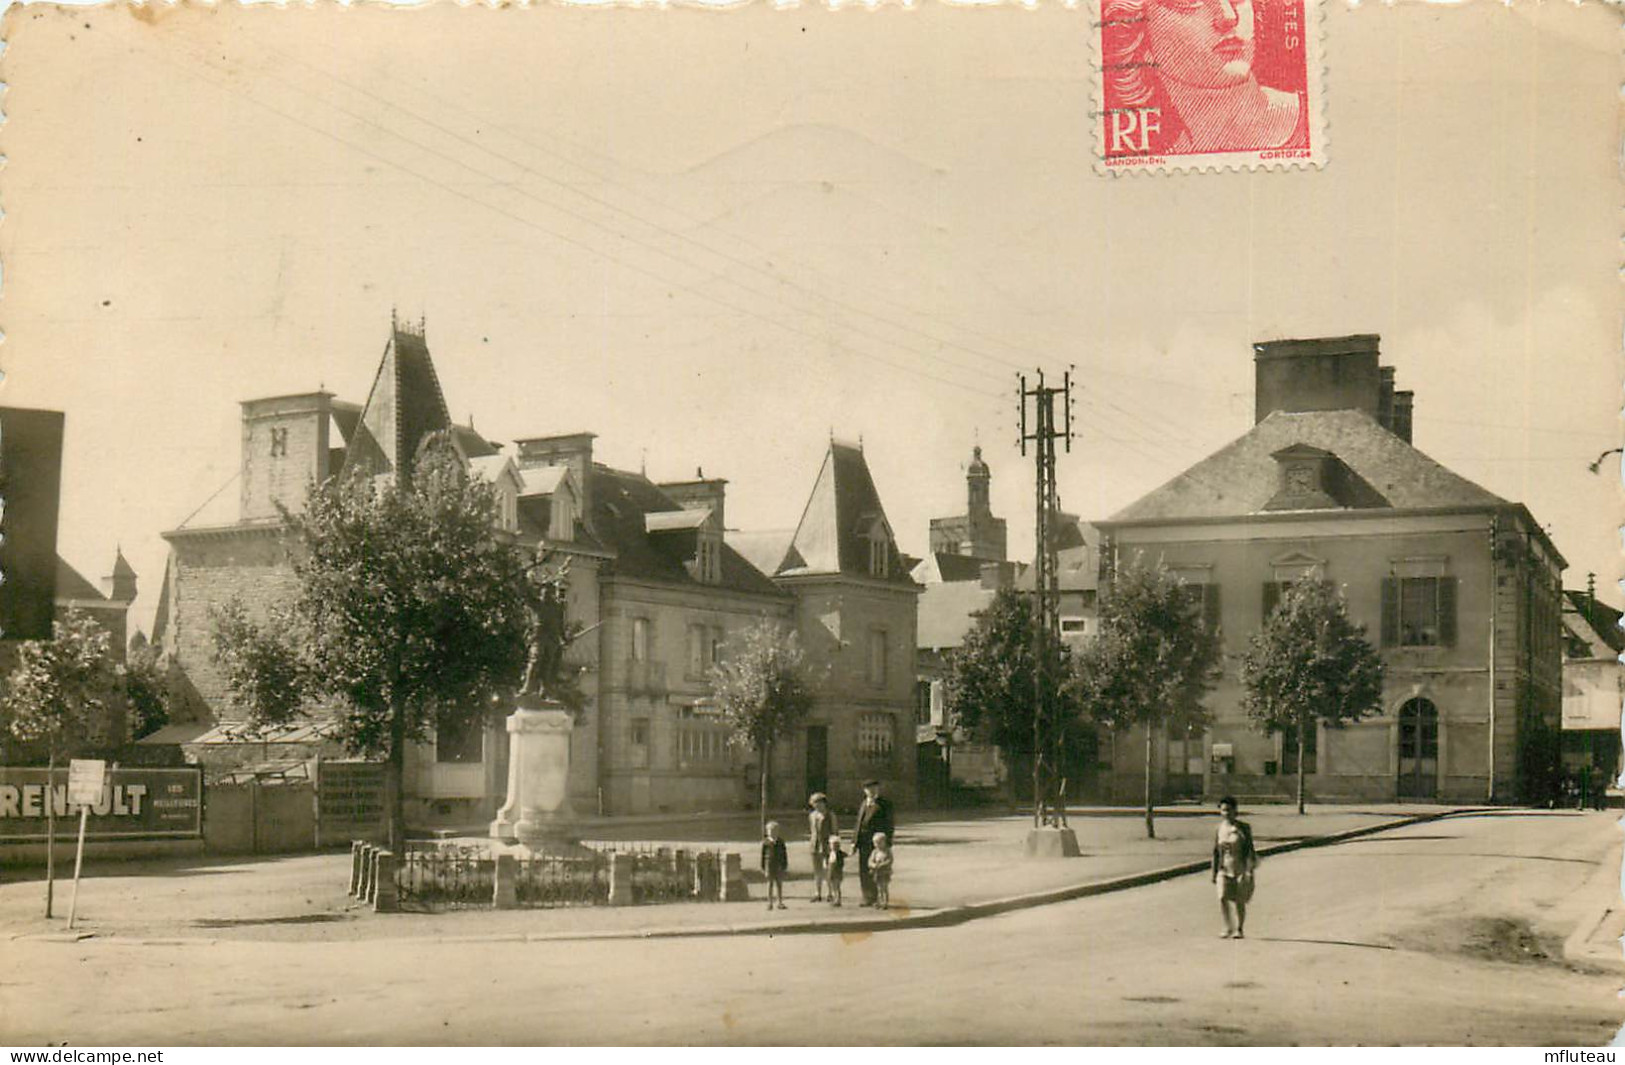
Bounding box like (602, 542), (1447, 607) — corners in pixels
(0, 0), (1619, 1047)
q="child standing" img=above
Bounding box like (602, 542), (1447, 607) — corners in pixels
(868, 831), (894, 910)
(826, 836), (846, 907)
(760, 821), (789, 910)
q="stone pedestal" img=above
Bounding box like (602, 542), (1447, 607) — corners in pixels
(720, 852), (750, 901)
(490, 699), (579, 849)
(607, 852), (635, 906)
(492, 853), (519, 910)
(1024, 826), (1081, 859)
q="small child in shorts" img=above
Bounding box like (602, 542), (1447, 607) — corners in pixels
(868, 831), (893, 910)
(826, 836), (846, 907)
(760, 821), (789, 910)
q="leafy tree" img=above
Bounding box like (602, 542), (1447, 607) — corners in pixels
(943, 587), (1087, 818)
(707, 618), (815, 833)
(212, 601), (308, 727)
(122, 635), (174, 742)
(1076, 561), (1223, 839)
(213, 435), (532, 850)
(0, 611), (120, 916)
(1240, 578), (1385, 814)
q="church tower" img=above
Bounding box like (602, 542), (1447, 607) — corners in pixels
(928, 445), (1008, 562)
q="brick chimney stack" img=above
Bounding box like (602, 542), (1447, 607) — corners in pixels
(1391, 391), (1414, 444)
(1253, 335), (1384, 423)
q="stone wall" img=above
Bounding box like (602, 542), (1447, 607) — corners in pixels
(162, 526), (299, 720)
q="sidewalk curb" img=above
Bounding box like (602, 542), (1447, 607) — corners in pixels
(1561, 836), (1625, 973)
(22, 808), (1483, 949)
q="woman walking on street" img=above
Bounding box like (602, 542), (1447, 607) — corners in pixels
(1211, 795), (1258, 939)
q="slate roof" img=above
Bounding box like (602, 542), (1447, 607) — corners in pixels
(1108, 410), (1511, 524)
(341, 326), (495, 482)
(53, 558), (107, 603)
(779, 442), (916, 586)
(590, 467), (785, 598)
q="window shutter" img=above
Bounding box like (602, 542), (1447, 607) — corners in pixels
(1380, 578), (1398, 647)
(1203, 584), (1221, 633)
(1263, 582), (1281, 619)
(1438, 576), (1458, 647)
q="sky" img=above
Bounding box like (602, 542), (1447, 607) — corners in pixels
(0, 0), (1620, 635)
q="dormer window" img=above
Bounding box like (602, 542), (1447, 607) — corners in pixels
(859, 514), (893, 579)
(697, 533), (721, 584)
(551, 492), (576, 541)
(500, 486), (518, 533)
(1264, 444), (1341, 511)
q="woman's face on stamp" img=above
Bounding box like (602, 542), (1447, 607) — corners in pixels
(1147, 0), (1257, 89)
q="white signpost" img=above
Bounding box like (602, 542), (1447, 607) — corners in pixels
(65, 759), (105, 930)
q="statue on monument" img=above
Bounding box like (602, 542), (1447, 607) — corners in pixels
(491, 549), (596, 847)
(516, 552), (589, 715)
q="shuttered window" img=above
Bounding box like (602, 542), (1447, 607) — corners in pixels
(1382, 577), (1458, 647)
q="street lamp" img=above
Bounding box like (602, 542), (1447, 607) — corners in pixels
(1587, 447), (1622, 474)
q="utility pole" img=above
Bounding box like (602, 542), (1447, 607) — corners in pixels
(1019, 369), (1073, 829)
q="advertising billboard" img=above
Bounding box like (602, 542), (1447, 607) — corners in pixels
(0, 766), (203, 840)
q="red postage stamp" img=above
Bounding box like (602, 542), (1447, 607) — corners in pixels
(1096, 0), (1325, 173)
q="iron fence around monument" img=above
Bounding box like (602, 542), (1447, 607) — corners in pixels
(513, 852), (608, 907)
(396, 844), (497, 910)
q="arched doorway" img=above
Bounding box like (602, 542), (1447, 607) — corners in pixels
(1397, 698), (1439, 800)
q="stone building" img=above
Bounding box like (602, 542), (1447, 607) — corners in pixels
(1095, 335), (1565, 805)
(1560, 587), (1621, 804)
(157, 322), (919, 821)
(732, 441), (921, 811)
(522, 439), (794, 816)
(153, 321), (562, 819)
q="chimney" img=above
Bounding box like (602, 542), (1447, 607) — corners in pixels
(1391, 391), (1414, 444)
(1253, 335), (1384, 424)
(514, 432), (597, 531)
(1378, 366), (1396, 432)
(660, 471), (727, 531)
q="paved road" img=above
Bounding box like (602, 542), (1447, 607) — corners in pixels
(3, 810), (1619, 1045)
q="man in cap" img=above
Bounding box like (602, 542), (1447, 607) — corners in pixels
(807, 792), (838, 902)
(852, 779), (895, 907)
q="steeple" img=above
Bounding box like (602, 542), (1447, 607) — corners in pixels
(102, 547), (138, 604)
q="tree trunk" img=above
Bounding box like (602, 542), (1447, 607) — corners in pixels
(1296, 725), (1307, 816)
(1143, 724), (1156, 840)
(759, 740), (771, 837)
(44, 752), (57, 918)
(387, 706), (407, 854)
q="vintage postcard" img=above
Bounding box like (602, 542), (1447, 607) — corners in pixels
(0, 0), (1619, 1050)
